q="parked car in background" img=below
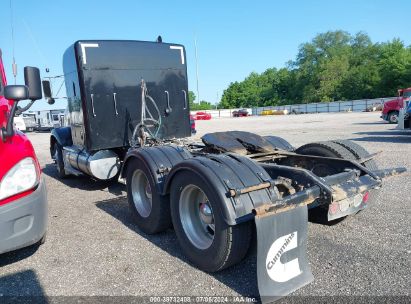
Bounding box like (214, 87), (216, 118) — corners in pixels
(232, 108), (250, 117)
(192, 111), (212, 120)
(0, 50), (47, 255)
(381, 87), (411, 123)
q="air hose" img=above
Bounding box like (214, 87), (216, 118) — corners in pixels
(131, 79), (162, 147)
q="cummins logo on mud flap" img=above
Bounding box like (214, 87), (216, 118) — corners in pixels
(256, 207), (313, 302)
(265, 232), (302, 282)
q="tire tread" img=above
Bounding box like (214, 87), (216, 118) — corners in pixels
(296, 141), (356, 160)
(332, 139), (378, 170)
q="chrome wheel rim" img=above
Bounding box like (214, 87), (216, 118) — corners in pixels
(131, 169), (152, 218)
(179, 184), (215, 250)
(391, 114), (398, 123)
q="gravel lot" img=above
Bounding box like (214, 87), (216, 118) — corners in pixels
(0, 112), (410, 301)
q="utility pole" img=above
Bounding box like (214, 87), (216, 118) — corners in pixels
(10, 0), (17, 84)
(194, 35), (200, 104)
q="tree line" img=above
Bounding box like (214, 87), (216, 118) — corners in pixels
(188, 91), (214, 110)
(218, 31), (411, 109)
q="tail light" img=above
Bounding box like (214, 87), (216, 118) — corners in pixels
(329, 203), (339, 215)
(362, 191), (370, 204)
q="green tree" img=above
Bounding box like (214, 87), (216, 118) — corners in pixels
(191, 101), (213, 110)
(220, 31), (411, 108)
(188, 90), (213, 110)
(188, 90), (197, 109)
(376, 39), (411, 96)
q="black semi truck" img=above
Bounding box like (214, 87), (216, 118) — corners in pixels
(47, 39), (405, 301)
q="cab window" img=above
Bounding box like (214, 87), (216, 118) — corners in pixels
(403, 91), (411, 98)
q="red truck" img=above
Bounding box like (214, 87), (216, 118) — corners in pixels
(381, 87), (411, 123)
(0, 49), (47, 254)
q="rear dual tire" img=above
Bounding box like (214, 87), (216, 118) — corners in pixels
(126, 159), (171, 234)
(170, 170), (252, 272)
(126, 159), (252, 272)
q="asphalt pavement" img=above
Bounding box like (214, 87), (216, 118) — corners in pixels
(0, 112), (410, 302)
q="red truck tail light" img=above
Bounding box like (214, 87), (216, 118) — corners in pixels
(329, 203), (339, 215)
(362, 191), (370, 204)
(0, 157), (40, 203)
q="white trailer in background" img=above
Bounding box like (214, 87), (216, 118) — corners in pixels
(13, 116), (26, 132)
(26, 109), (65, 131)
(22, 113), (37, 131)
(13, 113), (36, 132)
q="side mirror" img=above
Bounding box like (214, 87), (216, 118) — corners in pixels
(47, 98), (55, 105)
(4, 85), (29, 101)
(24, 66), (42, 101)
(42, 80), (52, 98)
(2, 85), (29, 142)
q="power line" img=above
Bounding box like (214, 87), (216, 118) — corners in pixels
(9, 0), (17, 84)
(22, 19), (49, 71)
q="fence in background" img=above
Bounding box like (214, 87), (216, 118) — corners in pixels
(253, 97), (395, 116)
(191, 97), (396, 118)
(191, 108), (253, 118)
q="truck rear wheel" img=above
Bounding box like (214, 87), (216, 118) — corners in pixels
(170, 170), (252, 272)
(297, 140), (379, 222)
(296, 141), (360, 223)
(126, 159), (171, 234)
(332, 139), (380, 209)
(332, 140), (378, 170)
(264, 135), (294, 151)
(296, 141), (356, 176)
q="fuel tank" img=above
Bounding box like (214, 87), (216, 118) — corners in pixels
(65, 148), (120, 180)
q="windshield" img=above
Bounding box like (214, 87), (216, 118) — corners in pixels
(403, 91), (411, 98)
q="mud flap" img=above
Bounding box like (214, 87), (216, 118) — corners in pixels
(256, 206), (313, 303)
